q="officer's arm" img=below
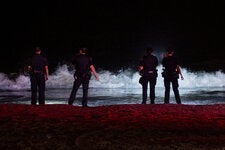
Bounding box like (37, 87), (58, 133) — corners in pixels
(177, 65), (184, 80)
(28, 65), (31, 72)
(45, 66), (49, 81)
(139, 66), (143, 71)
(90, 65), (99, 81)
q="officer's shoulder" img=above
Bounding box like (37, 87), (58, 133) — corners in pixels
(88, 56), (93, 61)
(75, 53), (81, 57)
(153, 55), (158, 58)
(143, 55), (147, 59)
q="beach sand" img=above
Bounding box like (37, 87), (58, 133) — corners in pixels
(0, 104), (225, 149)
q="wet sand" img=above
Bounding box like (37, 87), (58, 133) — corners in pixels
(0, 104), (225, 149)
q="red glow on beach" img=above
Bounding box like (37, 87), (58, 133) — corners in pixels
(1, 104), (225, 149)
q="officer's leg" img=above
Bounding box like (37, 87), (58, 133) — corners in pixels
(172, 79), (181, 104)
(68, 78), (82, 105)
(38, 75), (46, 105)
(30, 75), (37, 105)
(164, 78), (170, 104)
(142, 77), (148, 104)
(82, 79), (89, 107)
(150, 77), (157, 104)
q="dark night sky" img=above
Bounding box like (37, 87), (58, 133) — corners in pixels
(1, 0), (225, 74)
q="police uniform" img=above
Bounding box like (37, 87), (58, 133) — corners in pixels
(28, 54), (48, 105)
(162, 55), (181, 104)
(139, 54), (158, 104)
(68, 53), (93, 107)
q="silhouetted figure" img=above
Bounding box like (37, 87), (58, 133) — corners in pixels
(139, 47), (158, 104)
(162, 47), (184, 104)
(28, 47), (49, 105)
(68, 48), (99, 107)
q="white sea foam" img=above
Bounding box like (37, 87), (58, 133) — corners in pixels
(0, 64), (224, 91)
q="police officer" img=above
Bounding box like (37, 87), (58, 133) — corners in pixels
(28, 47), (49, 105)
(139, 47), (158, 104)
(68, 47), (99, 107)
(162, 47), (184, 104)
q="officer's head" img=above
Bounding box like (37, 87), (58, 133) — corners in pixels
(35, 47), (41, 54)
(80, 47), (87, 54)
(146, 47), (153, 54)
(167, 47), (175, 54)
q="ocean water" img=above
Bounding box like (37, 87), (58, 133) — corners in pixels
(0, 65), (224, 106)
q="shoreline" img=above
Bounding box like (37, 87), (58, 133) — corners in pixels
(1, 104), (225, 149)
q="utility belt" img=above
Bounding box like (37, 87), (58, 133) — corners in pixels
(143, 70), (158, 78)
(75, 71), (91, 80)
(139, 70), (157, 85)
(32, 70), (44, 75)
(162, 70), (178, 78)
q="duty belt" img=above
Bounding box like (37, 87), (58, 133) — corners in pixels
(33, 70), (43, 73)
(147, 71), (154, 74)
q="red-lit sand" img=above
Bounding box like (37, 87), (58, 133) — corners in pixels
(0, 104), (225, 149)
